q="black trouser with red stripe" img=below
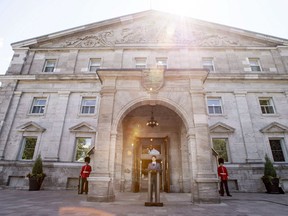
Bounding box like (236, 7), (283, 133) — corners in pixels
(219, 180), (231, 196)
(80, 177), (88, 194)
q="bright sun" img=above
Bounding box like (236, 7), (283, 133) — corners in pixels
(150, 0), (218, 22)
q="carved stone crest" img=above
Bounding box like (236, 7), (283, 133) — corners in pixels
(142, 69), (164, 92)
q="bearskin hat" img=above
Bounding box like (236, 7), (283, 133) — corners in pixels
(218, 158), (224, 164)
(84, 156), (90, 163)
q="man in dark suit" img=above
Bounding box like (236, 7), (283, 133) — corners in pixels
(147, 155), (161, 202)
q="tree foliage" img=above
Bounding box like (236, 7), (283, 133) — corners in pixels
(263, 154), (277, 178)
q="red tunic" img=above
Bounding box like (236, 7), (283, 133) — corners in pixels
(80, 165), (92, 178)
(218, 165), (228, 180)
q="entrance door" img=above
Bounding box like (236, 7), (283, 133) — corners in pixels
(132, 137), (170, 192)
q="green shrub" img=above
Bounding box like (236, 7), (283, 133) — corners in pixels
(263, 154), (277, 178)
(27, 155), (46, 179)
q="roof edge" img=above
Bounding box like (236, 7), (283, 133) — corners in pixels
(11, 10), (288, 48)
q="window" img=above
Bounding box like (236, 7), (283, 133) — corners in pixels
(156, 58), (167, 69)
(30, 98), (47, 114)
(135, 57), (147, 69)
(212, 138), (229, 162)
(80, 98), (96, 114)
(259, 98), (275, 114)
(202, 58), (215, 71)
(43, 59), (56, 72)
(89, 58), (101, 72)
(269, 139), (286, 162)
(207, 98), (223, 114)
(75, 137), (92, 162)
(21, 137), (37, 160)
(249, 58), (261, 71)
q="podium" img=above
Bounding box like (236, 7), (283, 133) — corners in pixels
(144, 171), (163, 206)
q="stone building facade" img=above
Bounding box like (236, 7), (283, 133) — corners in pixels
(0, 10), (288, 203)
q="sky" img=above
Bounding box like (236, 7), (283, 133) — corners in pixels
(1, 0), (288, 75)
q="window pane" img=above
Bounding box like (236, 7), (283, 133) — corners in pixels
(208, 99), (220, 106)
(208, 107), (214, 114)
(35, 99), (46, 106)
(213, 138), (229, 162)
(214, 106), (222, 114)
(32, 106), (41, 113)
(89, 66), (99, 71)
(83, 100), (96, 106)
(259, 100), (269, 106)
(75, 138), (92, 162)
(251, 66), (261, 71)
(22, 137), (37, 160)
(269, 140), (285, 162)
(203, 65), (214, 71)
(89, 107), (95, 113)
(44, 67), (54, 72)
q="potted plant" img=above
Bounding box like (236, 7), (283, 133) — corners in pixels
(27, 155), (46, 191)
(261, 155), (283, 194)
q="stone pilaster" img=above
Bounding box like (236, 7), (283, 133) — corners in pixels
(186, 132), (197, 202)
(234, 91), (261, 163)
(0, 91), (22, 160)
(87, 76), (116, 202)
(189, 81), (219, 203)
(45, 91), (70, 161)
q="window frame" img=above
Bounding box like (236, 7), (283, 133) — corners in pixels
(269, 138), (288, 162)
(80, 97), (97, 115)
(74, 137), (92, 162)
(30, 97), (47, 115)
(19, 136), (37, 160)
(202, 57), (215, 72)
(212, 137), (230, 162)
(43, 59), (56, 72)
(259, 97), (276, 115)
(88, 58), (101, 72)
(207, 97), (223, 115)
(249, 58), (262, 72)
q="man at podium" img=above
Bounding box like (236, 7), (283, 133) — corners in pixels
(147, 155), (161, 202)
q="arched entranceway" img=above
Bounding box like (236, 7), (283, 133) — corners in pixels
(116, 104), (189, 193)
(88, 68), (219, 203)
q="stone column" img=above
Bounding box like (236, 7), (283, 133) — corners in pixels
(87, 82), (116, 202)
(234, 91), (261, 163)
(189, 80), (219, 203)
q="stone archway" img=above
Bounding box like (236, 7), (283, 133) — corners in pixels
(114, 104), (188, 194)
(87, 69), (219, 203)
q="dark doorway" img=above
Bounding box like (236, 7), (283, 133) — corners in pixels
(132, 137), (170, 192)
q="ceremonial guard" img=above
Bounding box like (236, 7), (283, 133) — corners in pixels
(79, 156), (92, 194)
(217, 158), (232, 197)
